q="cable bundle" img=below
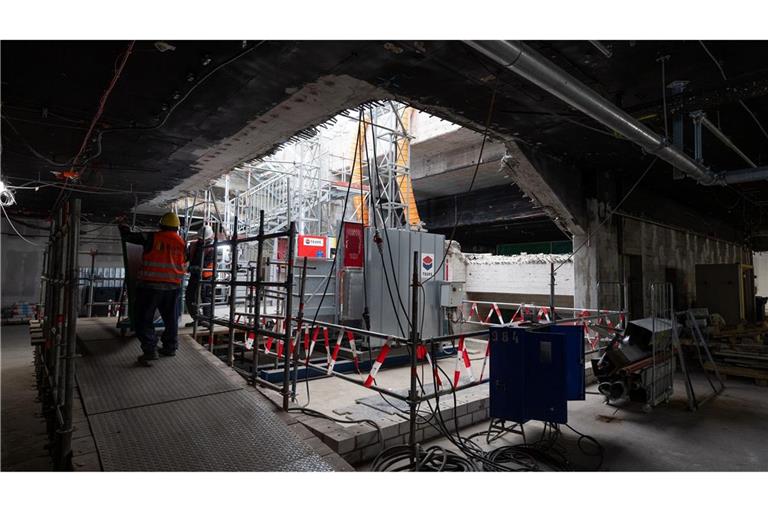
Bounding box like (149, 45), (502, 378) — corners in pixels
(371, 445), (477, 472)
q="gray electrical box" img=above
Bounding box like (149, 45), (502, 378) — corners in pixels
(441, 282), (464, 308)
(339, 268), (364, 322)
(365, 227), (445, 346)
(292, 258), (337, 322)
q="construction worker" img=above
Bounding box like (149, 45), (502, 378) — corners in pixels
(185, 224), (215, 327)
(119, 212), (186, 366)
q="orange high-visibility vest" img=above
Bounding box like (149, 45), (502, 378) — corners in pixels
(137, 230), (187, 285)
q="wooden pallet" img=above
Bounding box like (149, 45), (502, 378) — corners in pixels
(711, 323), (768, 344)
(703, 361), (768, 386)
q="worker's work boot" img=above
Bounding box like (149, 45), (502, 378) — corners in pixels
(137, 351), (159, 367)
(158, 347), (176, 357)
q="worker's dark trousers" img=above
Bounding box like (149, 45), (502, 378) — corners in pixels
(134, 286), (180, 355)
(184, 276), (213, 320)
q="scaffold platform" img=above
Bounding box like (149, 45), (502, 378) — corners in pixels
(72, 317), (349, 471)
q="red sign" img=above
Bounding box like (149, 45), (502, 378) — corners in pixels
(297, 235), (327, 259)
(342, 222), (364, 268)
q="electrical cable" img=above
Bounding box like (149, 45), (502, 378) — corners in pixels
(367, 106), (410, 325)
(550, 155), (659, 273)
(53, 41), (135, 209)
(287, 406), (384, 450)
(363, 109), (409, 336)
(413, 351), (604, 472)
(1, 117), (77, 167)
(294, 109), (364, 408)
(0, 203), (41, 246)
(698, 40), (768, 141)
(101, 41), (266, 135)
(420, 79), (498, 287)
(371, 445), (477, 472)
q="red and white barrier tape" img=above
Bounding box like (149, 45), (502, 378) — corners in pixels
(327, 330), (345, 375)
(416, 345), (443, 388)
(479, 341), (491, 381)
(452, 336), (474, 388)
(305, 326), (329, 364)
(483, 303), (505, 325)
(466, 302), (480, 322)
(326, 329), (360, 375)
(364, 338), (393, 387)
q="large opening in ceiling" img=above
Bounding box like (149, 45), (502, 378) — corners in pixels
(173, 101), (570, 255)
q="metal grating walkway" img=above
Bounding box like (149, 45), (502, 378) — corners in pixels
(75, 318), (336, 471)
(77, 336), (243, 415)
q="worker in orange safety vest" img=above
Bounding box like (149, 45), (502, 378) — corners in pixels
(120, 212), (187, 366)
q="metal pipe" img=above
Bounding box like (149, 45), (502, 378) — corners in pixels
(282, 221), (296, 411)
(251, 212), (264, 381)
(691, 111), (757, 168)
(227, 210), (239, 367)
(424, 330), (489, 343)
(720, 166), (768, 184)
(291, 257), (308, 400)
(303, 319), (409, 343)
(588, 40), (612, 58)
(87, 251), (96, 317)
(417, 378), (491, 402)
(209, 234), (217, 352)
(408, 251), (419, 465)
(464, 40), (719, 185)
(60, 198), (80, 469)
(303, 360), (408, 401)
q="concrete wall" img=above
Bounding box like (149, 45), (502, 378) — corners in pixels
(464, 254), (574, 296)
(448, 251), (575, 307)
(1, 219), (125, 308)
(574, 199), (752, 315)
(78, 225), (125, 268)
(1, 218), (49, 307)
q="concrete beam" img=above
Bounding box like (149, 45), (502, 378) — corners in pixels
(501, 141), (586, 236)
(143, 75), (393, 209)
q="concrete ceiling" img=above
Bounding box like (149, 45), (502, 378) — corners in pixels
(2, 40), (767, 239)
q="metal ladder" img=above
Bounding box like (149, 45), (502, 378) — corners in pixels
(684, 309), (726, 409)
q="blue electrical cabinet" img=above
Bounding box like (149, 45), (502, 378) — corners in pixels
(489, 325), (585, 424)
(547, 325), (586, 401)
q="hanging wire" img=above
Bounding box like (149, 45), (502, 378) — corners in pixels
(698, 40), (768, 141)
(549, 156), (659, 273)
(0, 203), (41, 246)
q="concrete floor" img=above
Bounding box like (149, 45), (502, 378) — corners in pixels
(293, 340), (768, 471)
(3, 319), (768, 471)
(1, 325), (52, 471)
(350, 370), (768, 471)
(415, 374), (768, 471)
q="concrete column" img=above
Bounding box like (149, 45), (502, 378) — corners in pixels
(572, 199), (622, 311)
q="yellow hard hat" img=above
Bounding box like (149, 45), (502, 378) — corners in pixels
(159, 212), (180, 228)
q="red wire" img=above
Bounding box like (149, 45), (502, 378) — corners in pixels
(70, 41), (135, 170)
(53, 41), (134, 208)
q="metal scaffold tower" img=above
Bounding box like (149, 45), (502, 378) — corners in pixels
(366, 102), (419, 229)
(229, 138), (332, 238)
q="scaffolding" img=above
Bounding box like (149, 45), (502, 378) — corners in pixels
(367, 102), (416, 229)
(35, 198), (81, 469)
(230, 138), (332, 237)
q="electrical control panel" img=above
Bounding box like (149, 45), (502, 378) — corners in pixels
(440, 282), (464, 308)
